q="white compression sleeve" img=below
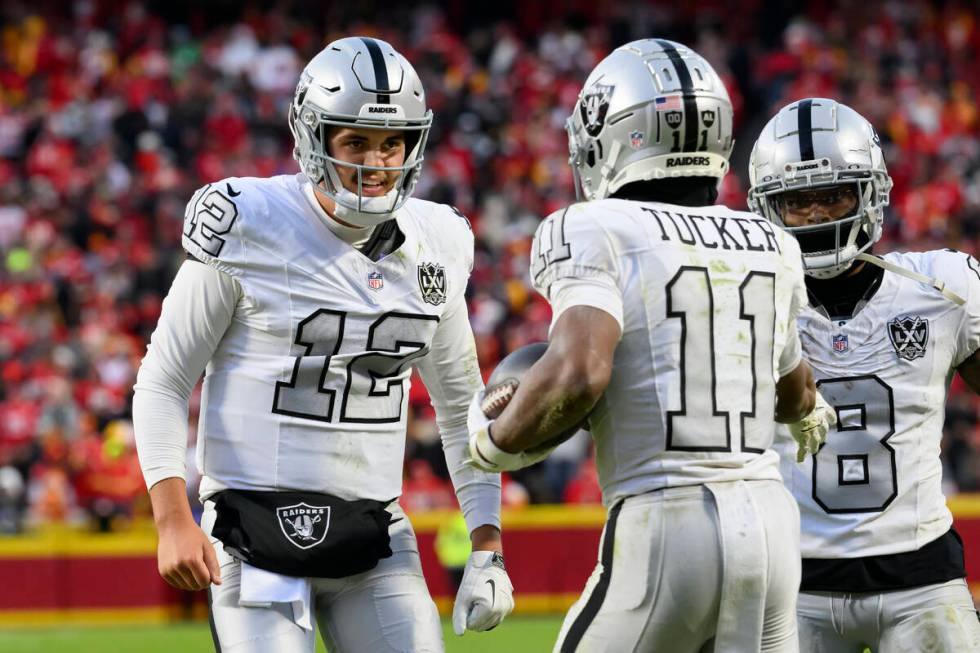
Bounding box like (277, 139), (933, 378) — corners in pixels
(132, 260), (240, 489)
(416, 291), (501, 533)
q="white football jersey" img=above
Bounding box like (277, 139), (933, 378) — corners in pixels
(532, 199), (808, 505)
(180, 173), (478, 502)
(777, 249), (980, 558)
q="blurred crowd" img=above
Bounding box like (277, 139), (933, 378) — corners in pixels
(1, 0), (979, 532)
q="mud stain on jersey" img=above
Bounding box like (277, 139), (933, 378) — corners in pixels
(709, 259), (732, 275)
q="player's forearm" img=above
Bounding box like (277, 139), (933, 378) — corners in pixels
(491, 347), (605, 452)
(132, 385), (190, 487)
(775, 359), (816, 423)
(469, 524), (502, 552)
(148, 477), (196, 530)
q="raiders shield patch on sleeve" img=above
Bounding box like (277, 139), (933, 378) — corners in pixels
(887, 315), (928, 360)
(418, 262), (447, 305)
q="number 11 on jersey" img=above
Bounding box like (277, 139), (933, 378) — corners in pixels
(665, 267), (776, 453)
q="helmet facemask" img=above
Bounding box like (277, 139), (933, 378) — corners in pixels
(290, 102), (431, 227)
(750, 171), (890, 279)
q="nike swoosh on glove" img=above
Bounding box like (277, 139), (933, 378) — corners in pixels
(789, 391), (837, 463)
(465, 390), (555, 472)
(452, 551), (515, 635)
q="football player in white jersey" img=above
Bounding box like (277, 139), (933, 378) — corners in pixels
(132, 37), (513, 653)
(467, 39), (834, 652)
(748, 98), (980, 652)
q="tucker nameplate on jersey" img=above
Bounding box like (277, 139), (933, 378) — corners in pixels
(887, 315), (928, 361)
(418, 262), (447, 305)
(277, 503), (331, 550)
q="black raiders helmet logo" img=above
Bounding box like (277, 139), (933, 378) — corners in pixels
(418, 262), (447, 306)
(277, 503), (330, 550)
(665, 110), (683, 129)
(887, 315), (928, 361)
(701, 109), (716, 127)
(580, 82), (615, 137)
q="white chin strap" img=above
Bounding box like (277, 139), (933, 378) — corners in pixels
(331, 188), (399, 228)
(855, 253), (965, 306)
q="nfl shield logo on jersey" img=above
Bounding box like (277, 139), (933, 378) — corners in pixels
(418, 262), (447, 305)
(887, 315), (928, 360)
(832, 334), (848, 353)
(277, 503), (330, 550)
(367, 271), (384, 291)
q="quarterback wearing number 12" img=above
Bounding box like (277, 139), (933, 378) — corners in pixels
(132, 38), (512, 652)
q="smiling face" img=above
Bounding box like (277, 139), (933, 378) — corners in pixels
(326, 127), (406, 197)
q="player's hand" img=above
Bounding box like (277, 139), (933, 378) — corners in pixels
(465, 390), (553, 472)
(452, 551), (514, 635)
(156, 515), (222, 591)
(789, 391), (836, 463)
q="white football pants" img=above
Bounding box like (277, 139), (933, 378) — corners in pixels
(554, 479), (802, 653)
(202, 502), (443, 652)
(797, 578), (980, 652)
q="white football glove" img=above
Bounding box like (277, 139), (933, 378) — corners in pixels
(452, 551), (514, 635)
(789, 391), (837, 463)
(466, 390), (554, 472)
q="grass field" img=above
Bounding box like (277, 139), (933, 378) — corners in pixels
(0, 616), (564, 652)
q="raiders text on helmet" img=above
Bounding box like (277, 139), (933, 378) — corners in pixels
(747, 99), (893, 279)
(288, 37), (433, 227)
(566, 39), (735, 201)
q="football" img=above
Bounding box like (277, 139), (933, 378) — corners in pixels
(481, 342), (586, 454)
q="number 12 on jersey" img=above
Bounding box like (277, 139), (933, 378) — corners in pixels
(665, 267), (776, 453)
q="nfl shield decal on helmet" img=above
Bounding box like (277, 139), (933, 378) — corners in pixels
(629, 130), (645, 149)
(832, 334), (848, 353)
(418, 262), (447, 305)
(579, 82), (615, 137)
(277, 503), (330, 550)
(887, 315), (928, 361)
(368, 271), (384, 291)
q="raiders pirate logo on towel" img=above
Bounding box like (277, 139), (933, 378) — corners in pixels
(277, 503), (330, 550)
(418, 262), (447, 306)
(580, 82), (615, 137)
(887, 315), (928, 361)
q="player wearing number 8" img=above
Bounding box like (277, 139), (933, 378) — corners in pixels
(749, 99), (980, 651)
(466, 39), (829, 652)
(132, 37), (513, 652)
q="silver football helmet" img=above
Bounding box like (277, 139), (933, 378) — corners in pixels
(288, 37), (432, 227)
(748, 99), (893, 278)
(566, 39), (734, 201)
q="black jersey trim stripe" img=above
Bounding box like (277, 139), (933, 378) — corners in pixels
(656, 40), (699, 152)
(560, 499), (624, 652)
(207, 588), (223, 653)
(797, 98), (815, 161)
(360, 37), (390, 104)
